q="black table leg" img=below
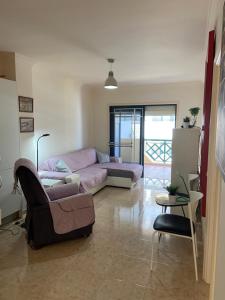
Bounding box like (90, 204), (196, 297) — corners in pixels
(181, 206), (186, 217)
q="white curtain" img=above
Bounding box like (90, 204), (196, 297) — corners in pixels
(145, 105), (176, 116)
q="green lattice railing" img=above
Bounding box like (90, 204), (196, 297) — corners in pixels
(144, 139), (172, 163)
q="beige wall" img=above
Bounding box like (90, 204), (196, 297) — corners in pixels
(0, 54), (93, 218)
(0, 51), (16, 81)
(91, 81), (203, 152)
(32, 65), (93, 164)
(15, 56), (93, 165)
(15, 54), (35, 162)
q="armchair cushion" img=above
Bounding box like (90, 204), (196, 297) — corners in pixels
(49, 193), (95, 234)
(46, 183), (79, 201)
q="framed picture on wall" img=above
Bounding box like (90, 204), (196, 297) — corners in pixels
(18, 96), (33, 113)
(19, 117), (34, 133)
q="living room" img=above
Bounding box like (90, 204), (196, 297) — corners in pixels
(1, 1), (225, 300)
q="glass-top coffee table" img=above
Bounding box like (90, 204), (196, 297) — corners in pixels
(155, 193), (189, 217)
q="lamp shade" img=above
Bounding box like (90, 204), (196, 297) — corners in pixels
(104, 71), (118, 89)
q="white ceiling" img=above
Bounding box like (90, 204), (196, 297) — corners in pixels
(0, 0), (210, 84)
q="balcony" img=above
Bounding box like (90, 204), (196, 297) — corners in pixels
(144, 139), (172, 189)
(144, 139), (172, 164)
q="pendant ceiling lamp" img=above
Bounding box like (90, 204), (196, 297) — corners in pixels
(104, 58), (118, 89)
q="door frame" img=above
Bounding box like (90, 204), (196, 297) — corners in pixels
(109, 105), (145, 165)
(109, 104), (177, 166)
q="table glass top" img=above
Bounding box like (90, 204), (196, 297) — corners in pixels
(155, 193), (189, 206)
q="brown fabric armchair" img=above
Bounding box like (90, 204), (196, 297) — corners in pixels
(14, 158), (95, 249)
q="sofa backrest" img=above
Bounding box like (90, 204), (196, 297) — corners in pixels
(40, 148), (97, 172)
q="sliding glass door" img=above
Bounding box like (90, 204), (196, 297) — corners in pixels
(144, 105), (176, 165)
(109, 106), (144, 164)
(143, 104), (176, 187)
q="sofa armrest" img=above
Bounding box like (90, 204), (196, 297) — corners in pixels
(65, 173), (80, 186)
(46, 183), (79, 201)
(110, 156), (122, 163)
(38, 170), (72, 180)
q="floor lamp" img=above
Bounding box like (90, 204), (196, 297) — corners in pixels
(37, 134), (50, 171)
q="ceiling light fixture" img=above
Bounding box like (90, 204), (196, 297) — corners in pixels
(104, 58), (118, 89)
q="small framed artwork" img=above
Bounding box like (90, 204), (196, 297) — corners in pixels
(19, 117), (34, 133)
(18, 96), (33, 113)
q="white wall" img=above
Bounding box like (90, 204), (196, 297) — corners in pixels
(32, 64), (93, 164)
(91, 81), (203, 152)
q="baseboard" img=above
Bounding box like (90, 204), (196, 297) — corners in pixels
(88, 181), (107, 195)
(1, 211), (21, 225)
(106, 176), (135, 188)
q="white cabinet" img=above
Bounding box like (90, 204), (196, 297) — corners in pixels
(0, 79), (21, 218)
(171, 128), (201, 194)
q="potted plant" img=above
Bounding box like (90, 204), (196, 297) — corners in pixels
(189, 107), (200, 127)
(165, 184), (178, 196)
(183, 116), (190, 128)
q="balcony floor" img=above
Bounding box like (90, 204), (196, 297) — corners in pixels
(144, 163), (171, 190)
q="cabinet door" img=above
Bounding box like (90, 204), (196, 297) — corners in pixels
(0, 79), (21, 218)
(171, 128), (201, 194)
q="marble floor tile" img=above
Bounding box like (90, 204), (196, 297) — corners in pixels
(0, 180), (209, 300)
(96, 279), (146, 300)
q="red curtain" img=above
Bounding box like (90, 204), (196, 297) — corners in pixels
(200, 30), (215, 217)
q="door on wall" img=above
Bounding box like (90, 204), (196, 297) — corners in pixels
(109, 106), (144, 164)
(143, 105), (176, 188)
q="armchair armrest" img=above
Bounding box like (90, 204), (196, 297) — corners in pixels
(46, 183), (79, 201)
(48, 192), (95, 234)
(110, 156), (122, 163)
(54, 192), (93, 207)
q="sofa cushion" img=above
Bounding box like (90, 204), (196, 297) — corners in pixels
(96, 151), (110, 163)
(40, 148), (97, 173)
(39, 158), (64, 172)
(76, 165), (107, 191)
(97, 162), (143, 182)
(54, 160), (71, 173)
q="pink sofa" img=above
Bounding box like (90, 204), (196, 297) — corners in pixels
(39, 148), (143, 193)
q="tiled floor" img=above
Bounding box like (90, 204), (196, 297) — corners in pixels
(144, 164), (171, 190)
(0, 180), (209, 300)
